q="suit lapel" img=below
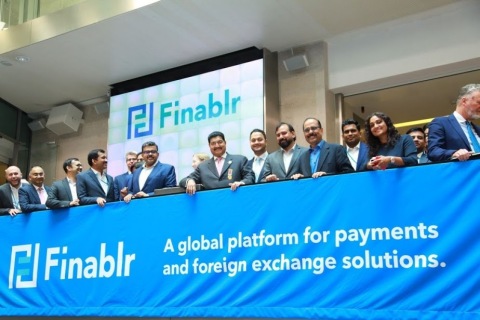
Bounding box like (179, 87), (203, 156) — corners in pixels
(29, 184), (41, 203)
(207, 158), (218, 177)
(276, 150), (287, 175)
(62, 178), (73, 201)
(449, 115), (470, 148)
(316, 143), (329, 172)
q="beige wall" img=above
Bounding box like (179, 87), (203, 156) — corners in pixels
(30, 41), (336, 181)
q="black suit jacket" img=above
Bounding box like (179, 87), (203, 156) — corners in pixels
(247, 156), (267, 183)
(19, 184), (51, 213)
(0, 183), (16, 215)
(302, 141), (354, 175)
(179, 153), (254, 189)
(46, 178), (74, 209)
(77, 169), (116, 205)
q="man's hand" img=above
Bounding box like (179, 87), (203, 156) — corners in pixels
(452, 149), (472, 161)
(120, 187), (128, 199)
(96, 197), (106, 207)
(291, 173), (305, 180)
(229, 181), (245, 191)
(69, 199), (80, 206)
(311, 172), (326, 178)
(8, 208), (21, 216)
(265, 174), (279, 182)
(186, 179), (197, 195)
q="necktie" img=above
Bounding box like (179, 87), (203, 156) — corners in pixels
(37, 187), (46, 204)
(466, 121), (480, 153)
(216, 157), (223, 176)
(253, 157), (263, 180)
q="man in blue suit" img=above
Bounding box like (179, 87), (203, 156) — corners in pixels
(113, 151), (137, 200)
(179, 131), (254, 195)
(342, 119), (369, 171)
(123, 141), (176, 202)
(46, 158), (83, 209)
(19, 166), (51, 213)
(246, 129), (268, 183)
(77, 149), (115, 206)
(301, 117), (354, 177)
(428, 84), (480, 162)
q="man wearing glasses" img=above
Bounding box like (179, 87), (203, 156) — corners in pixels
(301, 117), (353, 178)
(262, 122), (308, 181)
(123, 141), (176, 202)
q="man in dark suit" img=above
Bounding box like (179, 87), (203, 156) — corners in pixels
(113, 151), (137, 200)
(342, 119), (369, 170)
(19, 166), (51, 213)
(180, 131), (254, 195)
(0, 166), (24, 216)
(262, 122), (308, 181)
(301, 117), (354, 177)
(77, 149), (115, 206)
(428, 83), (480, 162)
(123, 141), (176, 203)
(246, 129), (268, 183)
(406, 127), (430, 164)
(46, 158), (83, 209)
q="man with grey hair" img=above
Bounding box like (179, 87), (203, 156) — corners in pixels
(428, 83), (480, 162)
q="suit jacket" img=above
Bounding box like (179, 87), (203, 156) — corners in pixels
(129, 162), (176, 196)
(262, 145), (308, 181)
(179, 153), (254, 189)
(113, 172), (132, 200)
(428, 114), (480, 162)
(303, 141), (354, 175)
(353, 142), (370, 171)
(0, 183), (16, 215)
(76, 169), (116, 205)
(46, 178), (74, 209)
(247, 157), (267, 183)
(19, 184), (51, 213)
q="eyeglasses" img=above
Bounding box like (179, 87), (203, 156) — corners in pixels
(303, 126), (320, 133)
(142, 150), (158, 155)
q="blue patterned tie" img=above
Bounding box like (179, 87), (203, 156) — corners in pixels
(466, 121), (480, 153)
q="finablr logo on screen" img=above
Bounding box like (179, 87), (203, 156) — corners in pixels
(8, 242), (135, 289)
(127, 89), (240, 140)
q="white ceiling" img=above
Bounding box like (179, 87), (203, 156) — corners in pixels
(0, 0), (462, 121)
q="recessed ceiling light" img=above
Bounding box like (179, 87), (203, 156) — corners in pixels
(0, 60), (12, 66)
(15, 55), (30, 62)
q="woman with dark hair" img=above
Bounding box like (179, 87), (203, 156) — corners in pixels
(364, 112), (417, 170)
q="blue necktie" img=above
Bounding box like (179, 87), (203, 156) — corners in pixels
(466, 121), (480, 153)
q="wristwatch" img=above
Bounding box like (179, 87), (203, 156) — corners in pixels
(390, 157), (395, 164)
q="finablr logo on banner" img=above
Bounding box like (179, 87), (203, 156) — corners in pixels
(8, 242), (135, 289)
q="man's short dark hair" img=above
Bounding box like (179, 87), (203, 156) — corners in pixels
(275, 122), (296, 141)
(63, 157), (79, 173)
(406, 127), (425, 137)
(303, 118), (322, 129)
(250, 128), (266, 139)
(208, 131), (225, 143)
(87, 149), (105, 166)
(341, 119), (361, 132)
(141, 141), (158, 152)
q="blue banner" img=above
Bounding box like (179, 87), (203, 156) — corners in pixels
(1, 160), (479, 319)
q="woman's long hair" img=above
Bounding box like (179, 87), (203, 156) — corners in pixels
(364, 112), (400, 158)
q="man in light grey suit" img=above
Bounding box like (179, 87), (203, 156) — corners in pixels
(46, 158), (83, 209)
(180, 131), (254, 195)
(301, 117), (354, 177)
(262, 122), (308, 182)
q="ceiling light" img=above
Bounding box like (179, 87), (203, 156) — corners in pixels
(15, 55), (30, 62)
(395, 118), (434, 128)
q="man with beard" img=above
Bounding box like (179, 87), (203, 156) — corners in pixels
(46, 158), (83, 209)
(19, 166), (52, 213)
(406, 127), (430, 164)
(262, 122), (308, 181)
(342, 119), (369, 171)
(0, 166), (25, 216)
(301, 117), (353, 178)
(180, 131), (254, 194)
(77, 149), (115, 206)
(428, 83), (480, 162)
(113, 151), (137, 200)
(247, 128), (268, 183)
(123, 141), (176, 202)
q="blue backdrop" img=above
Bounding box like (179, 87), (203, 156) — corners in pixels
(1, 160), (479, 319)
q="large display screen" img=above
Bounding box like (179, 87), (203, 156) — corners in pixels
(107, 59), (264, 181)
